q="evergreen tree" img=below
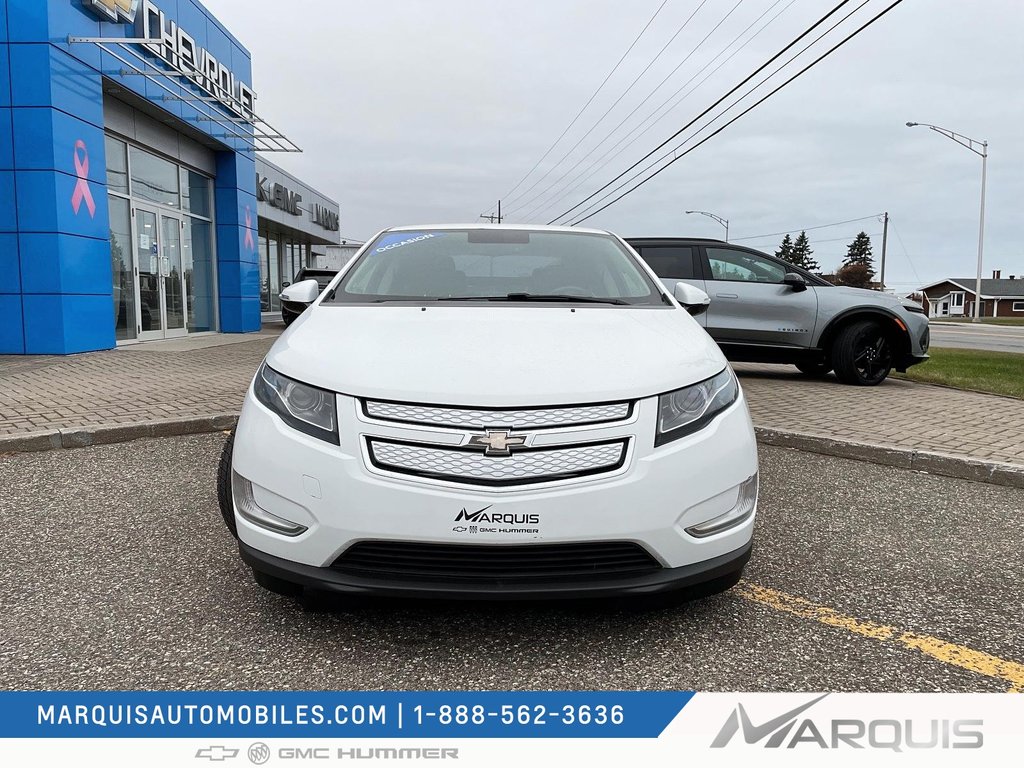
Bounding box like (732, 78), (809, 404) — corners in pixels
(842, 231), (876, 281)
(775, 234), (794, 263)
(788, 231), (820, 272)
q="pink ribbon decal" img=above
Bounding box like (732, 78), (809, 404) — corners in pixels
(244, 206), (255, 250)
(71, 140), (96, 218)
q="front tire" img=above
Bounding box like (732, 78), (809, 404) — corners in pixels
(217, 432), (238, 538)
(832, 320), (893, 386)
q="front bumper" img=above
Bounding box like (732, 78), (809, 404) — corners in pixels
(231, 382), (759, 596)
(240, 539), (753, 600)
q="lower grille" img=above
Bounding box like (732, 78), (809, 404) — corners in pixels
(332, 541), (661, 582)
(366, 438), (629, 486)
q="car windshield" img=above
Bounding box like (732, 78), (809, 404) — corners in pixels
(325, 229), (665, 305)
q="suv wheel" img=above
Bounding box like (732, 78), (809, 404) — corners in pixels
(832, 320), (892, 386)
(795, 361), (831, 378)
(217, 432), (238, 538)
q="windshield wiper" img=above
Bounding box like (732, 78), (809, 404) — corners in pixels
(445, 293), (630, 305)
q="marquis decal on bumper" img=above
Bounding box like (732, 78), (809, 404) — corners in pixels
(452, 506), (540, 535)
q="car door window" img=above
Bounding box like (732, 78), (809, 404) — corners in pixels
(635, 246), (697, 279)
(707, 247), (786, 283)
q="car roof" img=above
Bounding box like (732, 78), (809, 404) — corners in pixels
(625, 236), (727, 244)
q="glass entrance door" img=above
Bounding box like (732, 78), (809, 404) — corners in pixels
(134, 205), (188, 341)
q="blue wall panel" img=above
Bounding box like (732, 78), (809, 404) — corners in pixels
(0, 232), (20, 292)
(19, 232), (113, 295)
(0, 108), (13, 168)
(23, 293), (116, 354)
(11, 107), (107, 184)
(8, 45), (105, 128)
(220, 295), (260, 334)
(0, 170), (16, 231)
(14, 168), (109, 238)
(0, 43), (10, 107)
(0, 294), (24, 354)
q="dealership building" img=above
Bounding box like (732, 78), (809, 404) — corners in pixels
(0, 0), (341, 354)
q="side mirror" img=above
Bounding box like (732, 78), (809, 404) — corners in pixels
(279, 278), (321, 307)
(672, 282), (711, 316)
(784, 272), (808, 292)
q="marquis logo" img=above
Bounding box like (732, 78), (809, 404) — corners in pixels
(85, 0), (140, 23)
(710, 694), (984, 751)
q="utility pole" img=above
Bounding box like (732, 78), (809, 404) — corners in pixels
(879, 211), (889, 292)
(479, 200), (503, 224)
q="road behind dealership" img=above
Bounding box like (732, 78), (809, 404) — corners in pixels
(929, 322), (1024, 354)
(1, 434), (1021, 693)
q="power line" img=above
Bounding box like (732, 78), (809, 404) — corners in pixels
(730, 214), (884, 241)
(743, 231), (883, 248)
(888, 219), (923, 285)
(495, 0), (671, 211)
(510, 0), (744, 220)
(503, 0), (712, 212)
(546, 0), (857, 226)
(562, 0), (905, 226)
(517, 0), (795, 224)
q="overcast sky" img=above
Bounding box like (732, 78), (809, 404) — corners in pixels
(205, 0), (1023, 291)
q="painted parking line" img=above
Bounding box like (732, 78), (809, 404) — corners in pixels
(735, 582), (1024, 692)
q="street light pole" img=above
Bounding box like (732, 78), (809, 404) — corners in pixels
(906, 122), (989, 322)
(685, 210), (729, 242)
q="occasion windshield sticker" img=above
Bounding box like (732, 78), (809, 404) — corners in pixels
(372, 232), (444, 253)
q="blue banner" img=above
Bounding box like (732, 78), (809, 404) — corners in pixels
(0, 691), (693, 739)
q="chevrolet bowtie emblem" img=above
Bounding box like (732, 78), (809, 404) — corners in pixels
(86, 0), (140, 23)
(467, 429), (528, 457)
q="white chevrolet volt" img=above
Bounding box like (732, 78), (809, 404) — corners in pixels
(218, 225), (758, 603)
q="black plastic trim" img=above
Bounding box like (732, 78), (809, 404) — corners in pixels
(365, 437), (629, 487)
(239, 540), (754, 601)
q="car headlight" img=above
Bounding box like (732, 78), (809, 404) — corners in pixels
(253, 363), (339, 444)
(656, 367), (739, 446)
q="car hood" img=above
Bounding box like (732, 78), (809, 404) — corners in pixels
(822, 285), (905, 308)
(266, 306), (726, 406)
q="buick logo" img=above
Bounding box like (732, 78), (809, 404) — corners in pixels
(247, 742), (270, 765)
(467, 429), (528, 456)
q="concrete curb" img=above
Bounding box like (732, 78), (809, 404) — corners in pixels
(2, 415), (1021, 490)
(755, 427), (1024, 489)
(0, 414), (238, 454)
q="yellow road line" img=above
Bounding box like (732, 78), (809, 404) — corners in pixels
(735, 582), (1024, 692)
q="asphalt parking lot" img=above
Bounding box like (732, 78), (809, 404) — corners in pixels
(1, 434), (1021, 693)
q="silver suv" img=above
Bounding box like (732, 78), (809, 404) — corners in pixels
(627, 238), (930, 386)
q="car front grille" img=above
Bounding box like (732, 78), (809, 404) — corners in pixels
(332, 540), (661, 582)
(366, 438), (628, 486)
(362, 399), (632, 430)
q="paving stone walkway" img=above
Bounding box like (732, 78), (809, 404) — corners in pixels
(1, 334), (1021, 468)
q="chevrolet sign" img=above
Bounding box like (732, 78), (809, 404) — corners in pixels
(86, 0), (140, 23)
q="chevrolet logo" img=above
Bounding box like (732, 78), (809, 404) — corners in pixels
(195, 745), (239, 762)
(467, 429), (528, 457)
(86, 0), (140, 23)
